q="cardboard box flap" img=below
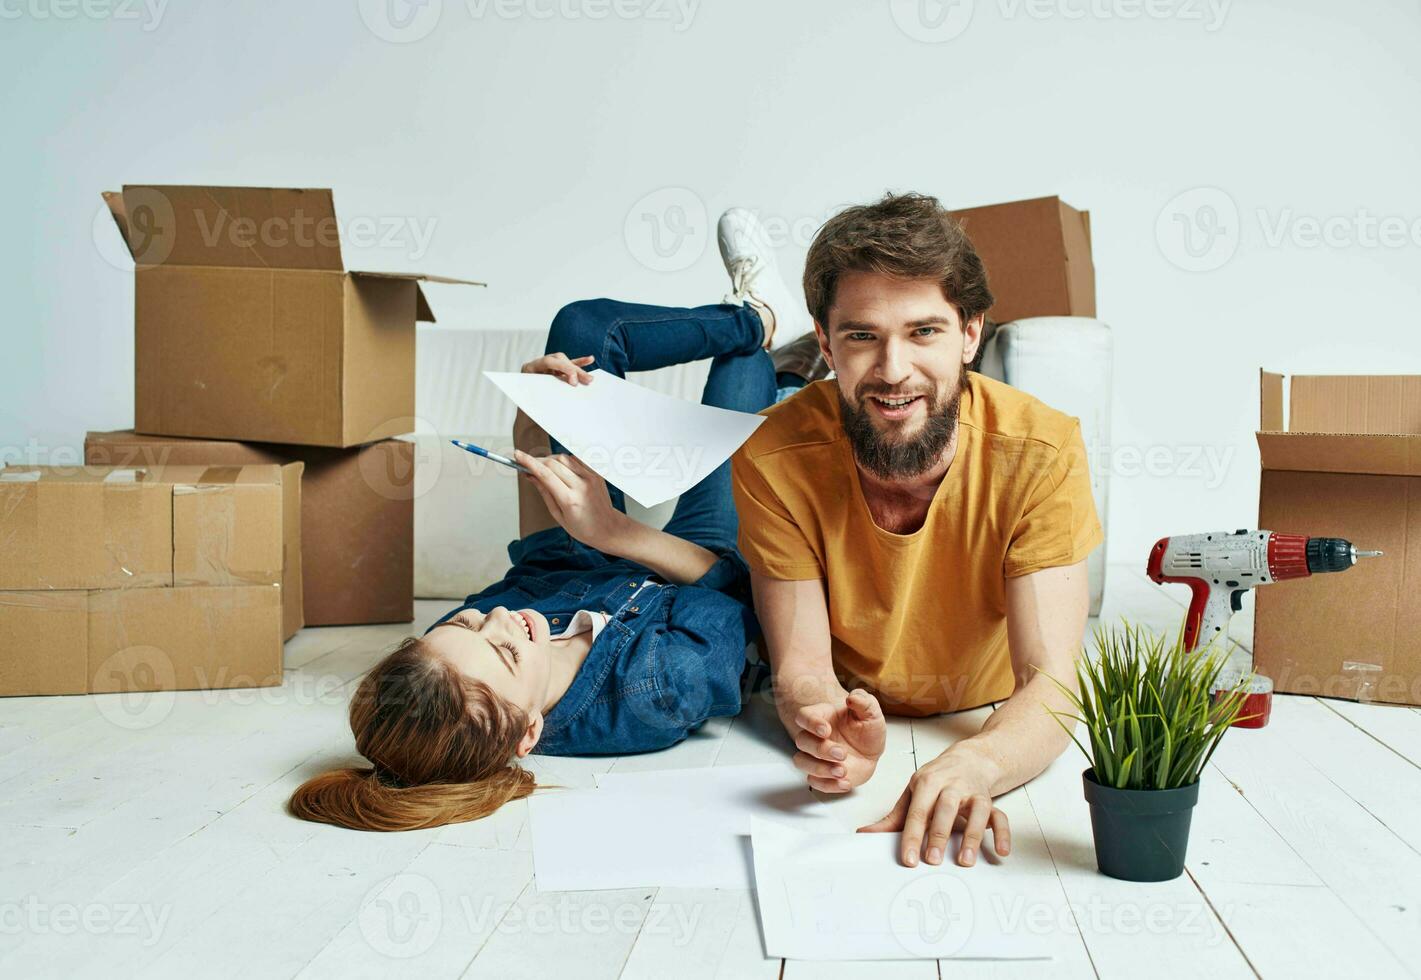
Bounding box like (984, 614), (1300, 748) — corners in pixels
(350, 271), (486, 324)
(2, 464), (284, 486)
(2, 464), (148, 484)
(102, 190), (131, 251)
(415, 286), (434, 324)
(1260, 370), (1285, 431)
(1257, 431), (1421, 477)
(143, 464), (284, 487)
(114, 185), (344, 271)
(348, 271), (487, 286)
(1290, 374), (1421, 436)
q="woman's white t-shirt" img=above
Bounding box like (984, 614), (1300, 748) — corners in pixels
(551, 609), (610, 642)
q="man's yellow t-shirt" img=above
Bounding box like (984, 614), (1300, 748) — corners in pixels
(731, 373), (1103, 717)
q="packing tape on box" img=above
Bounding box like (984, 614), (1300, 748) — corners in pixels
(168, 467), (246, 492)
(172, 473), (282, 589)
(197, 466), (245, 485)
(0, 470), (41, 482)
(101, 474), (164, 588)
(1341, 661), (1384, 704)
(0, 591), (83, 610)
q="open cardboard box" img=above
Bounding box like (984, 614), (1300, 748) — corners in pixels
(0, 463), (300, 696)
(948, 195), (1095, 325)
(101, 185), (483, 448)
(1255, 371), (1421, 706)
(86, 430), (413, 626)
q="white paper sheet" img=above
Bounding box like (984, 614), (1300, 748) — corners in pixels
(750, 817), (1058, 961)
(483, 370), (766, 508)
(527, 764), (840, 892)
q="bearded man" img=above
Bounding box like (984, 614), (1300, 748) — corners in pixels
(727, 193), (1102, 870)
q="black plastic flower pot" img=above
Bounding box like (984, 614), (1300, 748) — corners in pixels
(1081, 768), (1200, 882)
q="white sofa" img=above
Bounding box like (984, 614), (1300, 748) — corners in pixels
(414, 316), (1112, 614)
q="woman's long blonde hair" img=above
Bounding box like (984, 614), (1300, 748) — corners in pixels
(289, 636), (535, 831)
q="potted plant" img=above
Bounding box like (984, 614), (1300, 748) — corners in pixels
(1042, 622), (1253, 882)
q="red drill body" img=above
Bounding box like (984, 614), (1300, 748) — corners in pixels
(1146, 530), (1380, 652)
(1146, 529), (1382, 729)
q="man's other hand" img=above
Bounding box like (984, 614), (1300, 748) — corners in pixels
(857, 746), (1011, 868)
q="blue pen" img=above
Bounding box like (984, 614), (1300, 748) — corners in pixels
(451, 440), (532, 475)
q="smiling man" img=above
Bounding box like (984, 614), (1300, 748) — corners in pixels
(729, 193), (1102, 870)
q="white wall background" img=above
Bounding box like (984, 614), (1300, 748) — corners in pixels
(2, 0), (1419, 563)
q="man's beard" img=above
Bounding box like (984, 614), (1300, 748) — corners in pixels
(839, 372), (967, 481)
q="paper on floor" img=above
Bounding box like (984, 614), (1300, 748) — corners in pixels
(483, 370), (765, 508)
(527, 763), (840, 892)
(750, 817), (1058, 961)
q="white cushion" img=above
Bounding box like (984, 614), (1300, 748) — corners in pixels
(983, 317), (1114, 614)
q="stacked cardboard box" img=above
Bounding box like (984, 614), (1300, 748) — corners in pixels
(0, 186), (479, 697)
(0, 464), (298, 696)
(101, 186), (481, 447)
(95, 184), (479, 629)
(948, 195), (1096, 324)
(86, 431), (415, 625)
(1254, 371), (1421, 706)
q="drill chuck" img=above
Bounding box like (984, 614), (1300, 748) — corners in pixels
(1306, 537), (1384, 574)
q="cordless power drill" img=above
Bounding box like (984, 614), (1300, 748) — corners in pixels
(1147, 529), (1383, 727)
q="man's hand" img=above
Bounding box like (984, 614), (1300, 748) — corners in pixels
(859, 745), (1011, 868)
(521, 352), (596, 385)
(792, 688), (886, 793)
(513, 451), (628, 553)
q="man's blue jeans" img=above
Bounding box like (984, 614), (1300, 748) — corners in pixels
(543, 298), (776, 556)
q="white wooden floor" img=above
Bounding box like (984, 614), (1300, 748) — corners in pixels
(3, 564), (1420, 978)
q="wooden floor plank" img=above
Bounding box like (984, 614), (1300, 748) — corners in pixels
(1207, 698), (1421, 969)
(783, 958), (936, 978)
(296, 844), (535, 980)
(1268, 696), (1421, 855)
(911, 708), (1100, 978)
(1186, 763), (1410, 978)
(619, 888), (778, 980)
(9, 566), (1418, 978)
(1322, 698), (1421, 770)
(461, 885), (656, 979)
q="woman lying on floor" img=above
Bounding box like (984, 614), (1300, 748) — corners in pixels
(289, 270), (823, 831)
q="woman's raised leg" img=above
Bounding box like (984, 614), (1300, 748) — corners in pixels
(543, 298), (765, 377)
(659, 348), (777, 553)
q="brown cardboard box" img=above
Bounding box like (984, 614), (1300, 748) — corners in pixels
(86, 431), (413, 626)
(0, 462), (301, 637)
(1254, 371), (1421, 706)
(948, 196), (1096, 324)
(0, 464), (294, 696)
(100, 185), (483, 448)
(1, 586), (283, 697)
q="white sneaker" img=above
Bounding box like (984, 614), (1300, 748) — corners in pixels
(717, 208), (815, 348)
